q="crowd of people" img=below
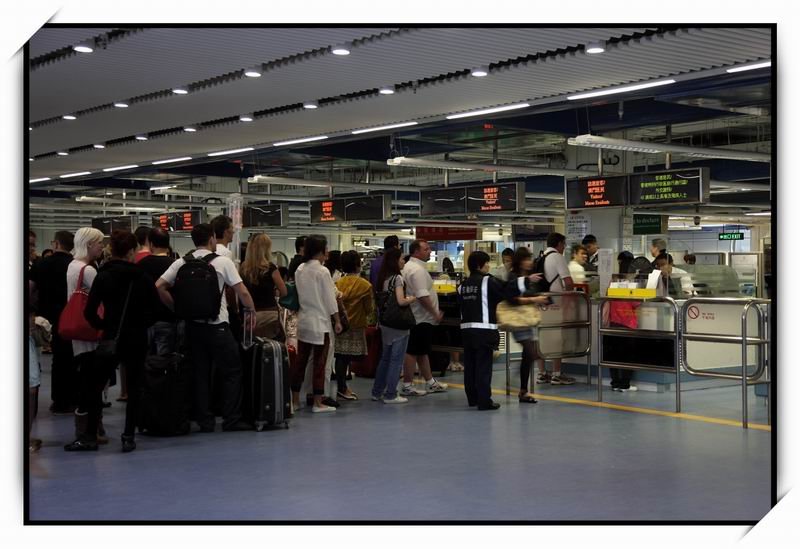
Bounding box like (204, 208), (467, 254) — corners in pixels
(28, 222), (694, 454)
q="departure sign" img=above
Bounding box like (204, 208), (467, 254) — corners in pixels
(628, 168), (709, 206)
(310, 199), (345, 223)
(150, 210), (203, 231)
(466, 182), (522, 213)
(243, 204), (288, 227)
(152, 213), (172, 231)
(420, 187), (467, 216)
(565, 176), (628, 209)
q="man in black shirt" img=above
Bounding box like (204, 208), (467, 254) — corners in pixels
(287, 235), (307, 281)
(28, 230), (77, 414)
(137, 228), (179, 355)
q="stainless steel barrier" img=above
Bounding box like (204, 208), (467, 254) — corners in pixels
(596, 296), (682, 412)
(503, 291), (593, 395)
(680, 297), (771, 428)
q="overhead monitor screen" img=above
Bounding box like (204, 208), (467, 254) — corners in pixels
(465, 182), (522, 213)
(420, 187), (467, 216)
(565, 176), (628, 209)
(628, 168), (709, 206)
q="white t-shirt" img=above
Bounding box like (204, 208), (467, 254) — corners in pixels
(159, 249), (242, 324)
(295, 259), (339, 345)
(568, 260), (586, 283)
(543, 247), (572, 292)
(66, 259), (98, 356)
(216, 243), (233, 259)
(402, 257), (439, 325)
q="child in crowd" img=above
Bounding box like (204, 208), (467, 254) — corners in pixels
(29, 309), (52, 453)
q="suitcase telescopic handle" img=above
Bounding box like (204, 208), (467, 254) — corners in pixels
(243, 310), (254, 349)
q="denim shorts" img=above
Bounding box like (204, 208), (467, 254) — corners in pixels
(511, 327), (538, 343)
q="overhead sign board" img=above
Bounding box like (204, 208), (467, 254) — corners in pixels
(91, 215), (134, 236)
(150, 210), (204, 232)
(310, 199), (346, 223)
(421, 182), (522, 216)
(310, 194), (391, 223)
(719, 232), (744, 241)
(633, 214), (668, 235)
(415, 226), (481, 241)
(628, 168), (709, 206)
(243, 204), (288, 227)
(565, 176), (628, 209)
(420, 187), (467, 216)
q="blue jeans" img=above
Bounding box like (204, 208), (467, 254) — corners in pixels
(372, 334), (409, 400)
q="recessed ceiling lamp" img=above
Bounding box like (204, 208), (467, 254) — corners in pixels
(57, 151), (69, 156)
(152, 156), (193, 165)
(567, 79), (676, 100)
(727, 60), (771, 73)
(62, 114), (77, 120)
(114, 101), (129, 108)
(239, 113), (254, 122)
(172, 86), (189, 95)
(59, 171), (92, 178)
(303, 100), (319, 110)
(29, 177), (50, 183)
(352, 121), (418, 135)
(72, 41), (93, 53)
(244, 66), (263, 78)
(471, 66), (489, 77)
(93, 143), (105, 149)
(135, 134), (148, 141)
(585, 41), (605, 54)
(28, 157), (34, 161)
(331, 43), (351, 56)
(273, 135), (329, 147)
(207, 147), (254, 157)
(102, 165), (139, 172)
(446, 102), (530, 120)
(28, 126), (32, 131)
(183, 125), (197, 132)
(379, 85), (396, 95)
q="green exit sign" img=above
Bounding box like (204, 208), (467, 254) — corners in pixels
(719, 232), (744, 241)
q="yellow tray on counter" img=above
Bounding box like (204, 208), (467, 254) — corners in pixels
(606, 287), (657, 298)
(435, 284), (458, 294)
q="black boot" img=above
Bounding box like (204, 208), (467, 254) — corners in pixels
(97, 413), (109, 444)
(121, 434), (136, 453)
(64, 412), (98, 452)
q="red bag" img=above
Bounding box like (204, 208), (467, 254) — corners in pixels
(58, 264), (104, 341)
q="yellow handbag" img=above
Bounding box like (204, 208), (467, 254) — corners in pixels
(496, 301), (542, 330)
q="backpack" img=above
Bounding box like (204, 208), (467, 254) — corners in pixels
(172, 252), (223, 321)
(530, 250), (558, 294)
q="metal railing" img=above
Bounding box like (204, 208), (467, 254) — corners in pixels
(503, 291), (593, 395)
(596, 296), (682, 412)
(681, 297), (771, 428)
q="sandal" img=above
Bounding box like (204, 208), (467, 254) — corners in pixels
(518, 394), (538, 404)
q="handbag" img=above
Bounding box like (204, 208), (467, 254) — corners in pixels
(496, 301), (542, 331)
(278, 281), (300, 311)
(58, 264), (104, 341)
(95, 282), (133, 361)
(379, 276), (416, 330)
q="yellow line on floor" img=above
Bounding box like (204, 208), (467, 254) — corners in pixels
(446, 382), (771, 432)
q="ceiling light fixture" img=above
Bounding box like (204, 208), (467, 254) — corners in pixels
(73, 41), (93, 53)
(567, 79), (676, 101)
(207, 147), (255, 157)
(28, 126), (32, 131)
(135, 134), (148, 141)
(446, 102), (530, 120)
(62, 114), (77, 120)
(113, 101), (129, 108)
(59, 171), (92, 179)
(726, 60), (771, 73)
(57, 151), (69, 156)
(244, 66), (263, 78)
(239, 113), (254, 122)
(352, 121), (419, 135)
(567, 134), (771, 162)
(183, 126), (197, 132)
(149, 185), (178, 191)
(29, 177), (50, 183)
(273, 136), (329, 147)
(102, 165), (139, 172)
(331, 43), (351, 56)
(303, 100), (319, 109)
(585, 41), (605, 54)
(379, 85), (396, 95)
(172, 86), (189, 95)
(745, 212), (771, 217)
(386, 156), (594, 177)
(470, 66), (489, 77)
(152, 156), (193, 165)
(93, 143), (105, 149)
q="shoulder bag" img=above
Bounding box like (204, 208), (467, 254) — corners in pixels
(58, 264), (104, 341)
(496, 300), (542, 331)
(95, 282), (133, 361)
(379, 275), (416, 330)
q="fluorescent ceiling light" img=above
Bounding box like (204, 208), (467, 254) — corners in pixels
(745, 212), (771, 217)
(471, 66), (489, 77)
(379, 85), (395, 95)
(135, 134), (148, 141)
(352, 121), (418, 135)
(114, 102), (129, 108)
(73, 42), (93, 53)
(244, 66), (262, 78)
(57, 151), (69, 156)
(386, 156), (594, 177)
(568, 134), (771, 162)
(586, 41), (605, 54)
(239, 113), (254, 122)
(59, 171), (92, 178)
(62, 114), (77, 120)
(567, 79), (676, 101)
(183, 126), (197, 132)
(727, 61), (771, 73)
(303, 100), (319, 109)
(331, 44), (351, 55)
(446, 102), (530, 120)
(149, 185), (178, 191)
(29, 177), (50, 183)
(152, 156), (193, 165)
(93, 143), (105, 149)
(102, 165), (139, 172)
(273, 136), (329, 147)
(172, 86), (189, 95)
(207, 147), (254, 157)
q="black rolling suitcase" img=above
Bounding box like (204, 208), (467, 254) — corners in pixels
(242, 313), (291, 431)
(139, 353), (192, 436)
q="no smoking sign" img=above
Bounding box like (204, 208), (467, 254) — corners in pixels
(688, 305), (700, 320)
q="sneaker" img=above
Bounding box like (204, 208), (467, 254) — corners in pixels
(618, 385), (638, 392)
(400, 385), (427, 397)
(426, 380), (448, 393)
(337, 391), (358, 401)
(383, 396), (409, 404)
(448, 362), (464, 372)
(311, 405), (336, 413)
(551, 375), (575, 385)
(535, 373), (551, 384)
(371, 395), (383, 402)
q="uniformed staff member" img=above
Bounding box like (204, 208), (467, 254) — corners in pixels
(458, 251), (505, 411)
